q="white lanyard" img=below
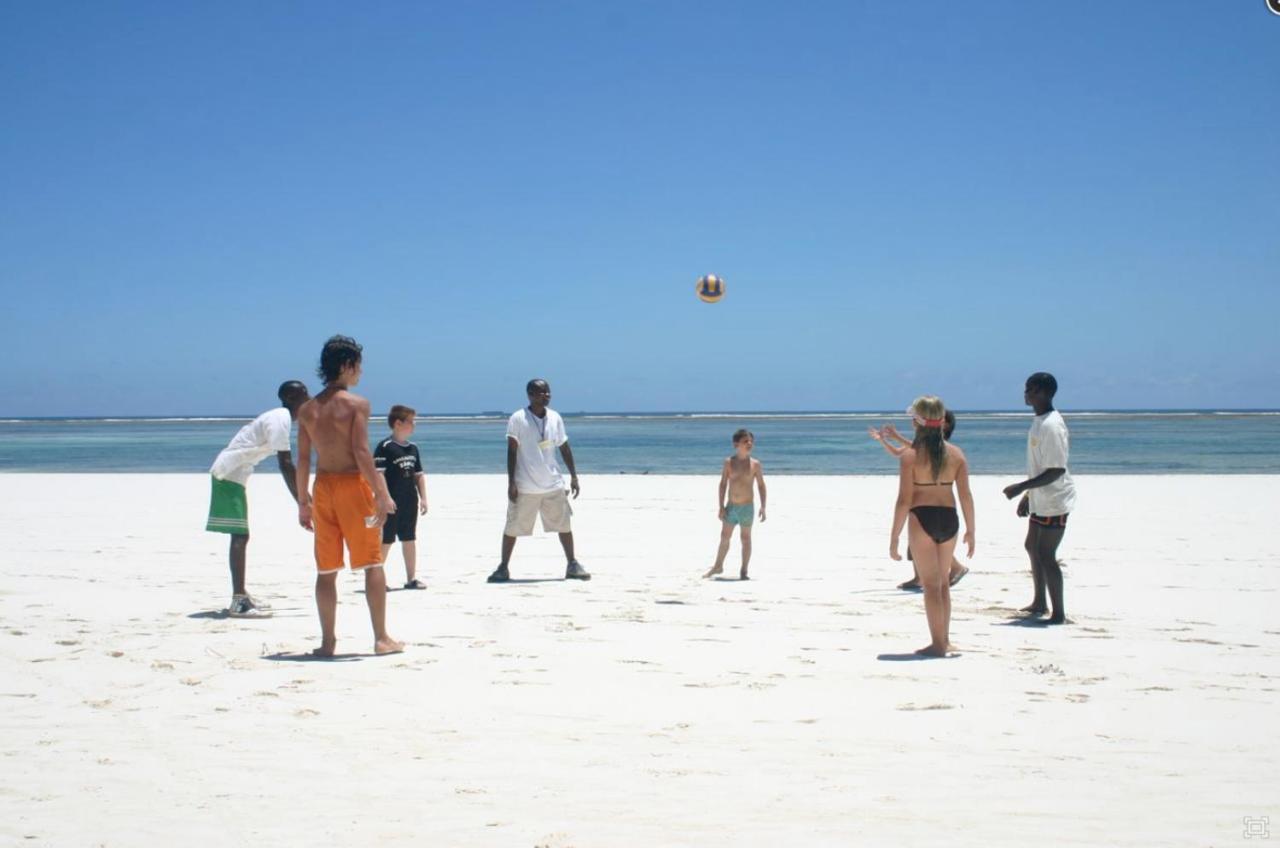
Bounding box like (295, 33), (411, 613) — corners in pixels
(527, 407), (549, 443)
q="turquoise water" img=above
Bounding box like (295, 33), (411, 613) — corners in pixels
(1, 411), (1277, 474)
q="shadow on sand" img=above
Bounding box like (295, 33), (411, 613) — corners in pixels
(877, 652), (960, 661)
(261, 651), (365, 663)
(995, 616), (1054, 628)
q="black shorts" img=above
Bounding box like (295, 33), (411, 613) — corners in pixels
(382, 498), (419, 543)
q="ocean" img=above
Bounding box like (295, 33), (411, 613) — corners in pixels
(1, 411), (1277, 475)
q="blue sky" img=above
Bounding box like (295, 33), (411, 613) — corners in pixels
(2, 1), (1277, 415)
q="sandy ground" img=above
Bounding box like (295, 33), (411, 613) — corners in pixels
(1, 473), (1276, 846)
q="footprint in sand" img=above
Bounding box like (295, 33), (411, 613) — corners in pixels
(896, 703), (955, 711)
(294, 708), (320, 718)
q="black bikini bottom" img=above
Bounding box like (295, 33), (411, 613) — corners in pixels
(910, 506), (959, 544)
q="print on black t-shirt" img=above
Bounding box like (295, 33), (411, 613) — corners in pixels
(373, 439), (423, 503)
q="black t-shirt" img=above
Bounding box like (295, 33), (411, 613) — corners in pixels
(374, 439), (423, 503)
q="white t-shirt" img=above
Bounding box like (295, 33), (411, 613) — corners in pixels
(210, 408), (293, 485)
(1026, 409), (1077, 517)
(506, 407), (568, 494)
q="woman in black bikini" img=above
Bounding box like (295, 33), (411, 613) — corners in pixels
(889, 396), (975, 657)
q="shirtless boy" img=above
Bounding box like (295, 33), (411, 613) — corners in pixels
(703, 429), (767, 580)
(295, 335), (404, 656)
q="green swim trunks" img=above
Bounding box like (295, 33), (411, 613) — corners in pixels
(206, 475), (249, 534)
(724, 502), (754, 527)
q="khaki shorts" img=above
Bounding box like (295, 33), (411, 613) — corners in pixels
(504, 489), (573, 536)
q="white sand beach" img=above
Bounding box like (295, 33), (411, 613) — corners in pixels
(1, 473), (1276, 846)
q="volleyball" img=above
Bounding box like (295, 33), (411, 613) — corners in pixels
(696, 274), (725, 303)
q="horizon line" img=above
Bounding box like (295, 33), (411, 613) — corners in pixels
(3, 407), (1279, 422)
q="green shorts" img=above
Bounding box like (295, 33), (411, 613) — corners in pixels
(724, 502), (754, 527)
(206, 476), (249, 535)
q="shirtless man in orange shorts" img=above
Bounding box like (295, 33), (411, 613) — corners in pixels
(295, 335), (404, 657)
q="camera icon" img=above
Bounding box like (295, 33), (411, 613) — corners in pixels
(1244, 816), (1271, 839)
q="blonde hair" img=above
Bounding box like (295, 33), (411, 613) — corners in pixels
(911, 395), (948, 481)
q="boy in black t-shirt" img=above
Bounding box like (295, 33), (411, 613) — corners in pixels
(374, 405), (429, 589)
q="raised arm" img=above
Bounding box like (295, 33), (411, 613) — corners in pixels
(889, 451), (913, 560)
(955, 451), (976, 558)
(869, 425), (908, 458)
(755, 459), (767, 521)
(296, 418), (313, 530)
(350, 398), (395, 525)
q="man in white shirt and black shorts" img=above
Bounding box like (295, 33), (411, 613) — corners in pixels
(1003, 372), (1077, 624)
(487, 379), (590, 583)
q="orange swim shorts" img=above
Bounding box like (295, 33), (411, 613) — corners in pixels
(312, 473), (383, 574)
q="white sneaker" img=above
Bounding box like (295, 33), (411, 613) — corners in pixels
(227, 594), (272, 619)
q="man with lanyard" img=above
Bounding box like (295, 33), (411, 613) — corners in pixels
(487, 379), (590, 583)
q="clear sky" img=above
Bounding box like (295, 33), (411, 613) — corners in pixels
(2, 1), (1277, 416)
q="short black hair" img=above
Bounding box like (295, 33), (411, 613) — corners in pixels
(317, 335), (363, 385)
(526, 378), (549, 394)
(1026, 372), (1058, 398)
(277, 380), (308, 405)
(732, 428), (754, 444)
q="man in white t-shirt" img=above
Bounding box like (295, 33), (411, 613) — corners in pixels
(487, 379), (589, 583)
(1003, 372), (1076, 624)
(206, 380), (309, 618)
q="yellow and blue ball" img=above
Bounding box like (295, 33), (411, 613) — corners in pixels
(696, 274), (725, 303)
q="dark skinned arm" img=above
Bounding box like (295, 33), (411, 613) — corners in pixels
(1003, 468), (1066, 499)
(507, 437), (519, 502)
(1003, 468), (1066, 516)
(276, 450), (299, 502)
(559, 441), (580, 498)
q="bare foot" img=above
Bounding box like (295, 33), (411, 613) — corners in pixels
(1020, 604), (1048, 615)
(702, 565), (723, 579)
(897, 578), (921, 591)
(739, 570), (749, 580)
(948, 565), (969, 587)
(374, 637), (405, 655)
(1044, 615), (1073, 625)
(312, 639), (336, 658)
(914, 644), (950, 658)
